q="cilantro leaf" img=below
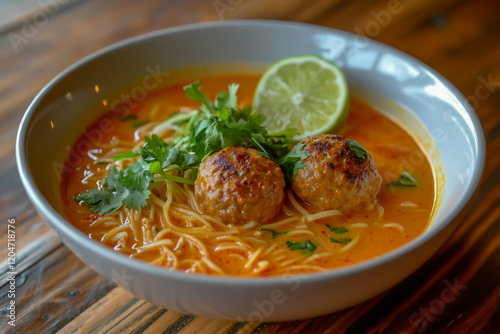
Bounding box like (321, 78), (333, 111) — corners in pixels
(123, 189), (150, 209)
(121, 160), (153, 191)
(388, 171), (418, 188)
(76, 189), (124, 215)
(141, 134), (168, 163)
(286, 240), (317, 256)
(113, 152), (140, 161)
(214, 83), (238, 109)
(226, 83), (239, 109)
(102, 166), (120, 191)
(216, 107), (230, 120)
(260, 227), (289, 238)
(278, 142), (308, 185)
(162, 146), (200, 170)
(326, 225), (348, 234)
(132, 120), (149, 128)
(183, 82), (213, 114)
(76, 167), (127, 214)
(347, 139), (369, 159)
(118, 161), (154, 210)
(76, 163), (153, 214)
(330, 237), (352, 245)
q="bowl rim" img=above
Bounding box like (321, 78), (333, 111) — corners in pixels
(16, 19), (486, 286)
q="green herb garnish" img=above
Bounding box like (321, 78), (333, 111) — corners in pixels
(346, 139), (368, 159)
(77, 82), (307, 215)
(113, 152), (141, 160)
(187, 85), (294, 164)
(387, 171), (418, 188)
(132, 120), (149, 128)
(118, 114), (138, 121)
(330, 237), (352, 245)
(260, 227), (290, 238)
(95, 161), (109, 165)
(286, 240), (317, 256)
(277, 142), (307, 185)
(326, 225), (348, 234)
(75, 166), (151, 214)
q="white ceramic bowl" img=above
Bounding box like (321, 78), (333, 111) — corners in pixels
(16, 20), (485, 322)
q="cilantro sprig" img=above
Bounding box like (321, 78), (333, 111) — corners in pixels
(346, 139), (369, 159)
(388, 171), (418, 188)
(277, 142), (308, 185)
(75, 165), (152, 214)
(330, 237), (352, 245)
(286, 240), (317, 256)
(326, 225), (348, 234)
(76, 82), (307, 215)
(260, 227), (290, 238)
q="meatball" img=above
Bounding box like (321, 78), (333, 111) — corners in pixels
(291, 134), (381, 212)
(194, 146), (285, 225)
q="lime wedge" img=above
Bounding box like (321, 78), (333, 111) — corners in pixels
(253, 55), (349, 139)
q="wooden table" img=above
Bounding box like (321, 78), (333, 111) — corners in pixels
(1, 0), (499, 333)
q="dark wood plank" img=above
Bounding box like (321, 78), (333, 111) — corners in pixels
(0, 245), (115, 333)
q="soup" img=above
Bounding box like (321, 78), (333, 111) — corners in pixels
(61, 74), (435, 276)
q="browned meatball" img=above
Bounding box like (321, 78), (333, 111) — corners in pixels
(291, 134), (382, 212)
(194, 146), (285, 224)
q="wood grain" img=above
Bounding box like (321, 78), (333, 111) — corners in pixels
(1, 0), (500, 333)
